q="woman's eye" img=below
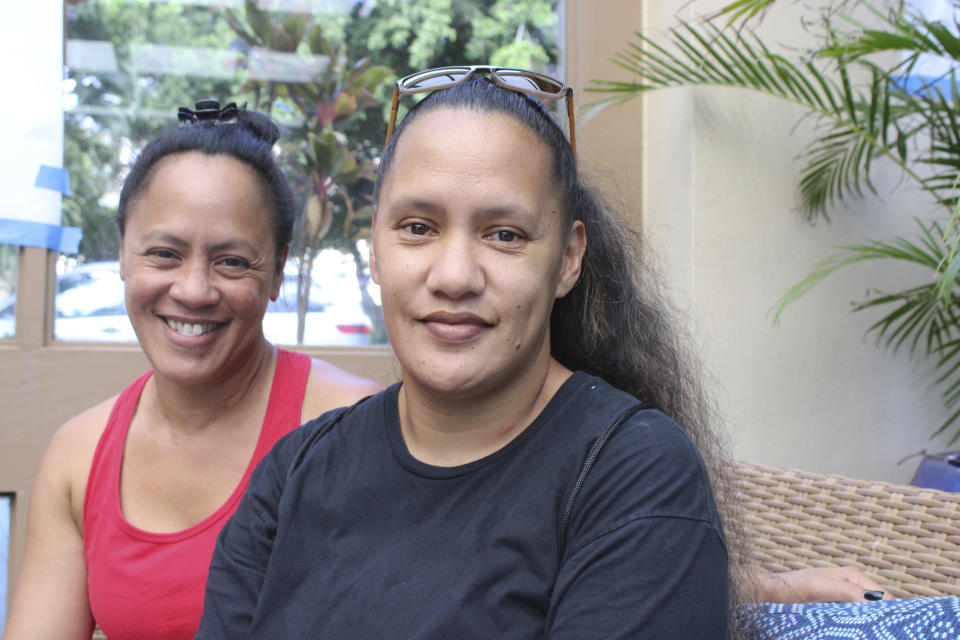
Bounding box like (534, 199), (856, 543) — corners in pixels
(220, 257), (249, 269)
(406, 222), (431, 235)
(149, 249), (177, 260)
(487, 229), (522, 244)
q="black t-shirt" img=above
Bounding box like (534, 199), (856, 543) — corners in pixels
(196, 372), (729, 639)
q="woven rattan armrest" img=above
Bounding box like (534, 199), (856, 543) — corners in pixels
(735, 460), (960, 598)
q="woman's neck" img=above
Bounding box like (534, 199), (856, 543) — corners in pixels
(397, 356), (573, 467)
(144, 340), (277, 437)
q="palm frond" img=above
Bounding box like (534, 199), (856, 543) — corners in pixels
(590, 21), (931, 220)
(772, 216), (960, 441)
(820, 5), (960, 62)
(913, 77), (960, 209)
(713, 0), (776, 25)
(593, 1), (960, 441)
(772, 219), (947, 326)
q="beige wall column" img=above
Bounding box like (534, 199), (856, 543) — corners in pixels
(638, 1), (950, 482)
(564, 0), (645, 225)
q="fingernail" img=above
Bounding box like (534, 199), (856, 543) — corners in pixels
(864, 590), (884, 601)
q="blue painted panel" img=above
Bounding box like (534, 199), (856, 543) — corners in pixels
(910, 451), (960, 492)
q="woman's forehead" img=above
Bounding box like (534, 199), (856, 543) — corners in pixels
(397, 109), (539, 167)
(386, 109), (552, 187)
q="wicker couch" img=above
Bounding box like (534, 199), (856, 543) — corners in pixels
(89, 461), (958, 640)
(736, 460), (960, 598)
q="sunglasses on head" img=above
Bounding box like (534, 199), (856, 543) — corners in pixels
(384, 65), (577, 166)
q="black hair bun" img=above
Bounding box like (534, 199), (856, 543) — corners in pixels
(237, 108), (281, 147)
(178, 98), (281, 147)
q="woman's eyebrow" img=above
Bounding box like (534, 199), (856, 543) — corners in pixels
(208, 239), (260, 255)
(140, 230), (188, 246)
(385, 197), (445, 216)
(140, 231), (259, 254)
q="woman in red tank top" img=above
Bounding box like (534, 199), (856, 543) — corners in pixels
(4, 102), (382, 640)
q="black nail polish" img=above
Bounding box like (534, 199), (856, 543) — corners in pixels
(864, 590), (884, 601)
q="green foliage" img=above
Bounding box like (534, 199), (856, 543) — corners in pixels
(715, 0), (777, 24)
(468, 0), (557, 67)
(345, 0), (557, 72)
(591, 1), (960, 441)
(589, 14), (948, 220)
(63, 0), (559, 343)
(64, 0), (252, 260)
(226, 0), (392, 342)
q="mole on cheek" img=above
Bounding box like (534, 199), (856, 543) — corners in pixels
(515, 341), (521, 350)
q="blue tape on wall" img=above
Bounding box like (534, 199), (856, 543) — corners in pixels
(0, 218), (82, 253)
(34, 165), (72, 196)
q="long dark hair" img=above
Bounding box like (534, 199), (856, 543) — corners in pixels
(117, 105), (295, 257)
(375, 77), (752, 633)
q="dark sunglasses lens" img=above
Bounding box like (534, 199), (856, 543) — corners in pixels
(401, 68), (470, 90)
(496, 70), (564, 95)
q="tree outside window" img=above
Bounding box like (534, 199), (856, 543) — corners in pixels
(61, 0), (559, 346)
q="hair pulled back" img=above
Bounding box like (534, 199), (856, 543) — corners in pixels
(377, 77), (711, 442)
(117, 106), (294, 257)
(375, 76), (752, 633)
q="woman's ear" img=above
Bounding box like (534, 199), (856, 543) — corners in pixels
(369, 207), (380, 285)
(270, 244), (289, 301)
(118, 241), (127, 281)
(555, 220), (586, 299)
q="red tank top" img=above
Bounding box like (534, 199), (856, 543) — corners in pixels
(83, 349), (311, 640)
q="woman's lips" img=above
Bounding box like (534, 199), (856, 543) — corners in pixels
(159, 314), (226, 343)
(421, 312), (492, 342)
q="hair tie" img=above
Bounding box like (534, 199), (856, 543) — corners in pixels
(177, 98), (242, 125)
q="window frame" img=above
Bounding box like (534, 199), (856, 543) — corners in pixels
(4, 0), (636, 623)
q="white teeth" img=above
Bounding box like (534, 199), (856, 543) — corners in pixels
(164, 318), (217, 337)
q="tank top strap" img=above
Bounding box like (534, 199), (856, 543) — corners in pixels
(83, 370), (153, 537)
(257, 348), (312, 454)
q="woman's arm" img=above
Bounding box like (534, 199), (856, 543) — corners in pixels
(546, 410), (730, 639)
(547, 516), (728, 638)
(750, 566), (890, 603)
(3, 409), (106, 640)
(195, 463), (281, 638)
(194, 421), (313, 639)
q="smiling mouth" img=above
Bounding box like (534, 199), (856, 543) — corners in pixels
(162, 317), (222, 337)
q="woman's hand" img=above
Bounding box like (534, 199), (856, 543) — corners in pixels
(752, 567), (892, 603)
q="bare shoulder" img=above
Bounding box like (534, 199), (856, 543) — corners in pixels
(49, 396), (114, 466)
(301, 358), (386, 423)
(39, 396), (116, 521)
(5, 398), (115, 639)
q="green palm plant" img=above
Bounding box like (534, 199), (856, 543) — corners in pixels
(226, 0), (391, 344)
(589, 1), (960, 441)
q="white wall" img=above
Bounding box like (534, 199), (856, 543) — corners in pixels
(640, 1), (952, 483)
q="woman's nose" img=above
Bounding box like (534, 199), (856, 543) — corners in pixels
(169, 259), (219, 307)
(425, 235), (485, 300)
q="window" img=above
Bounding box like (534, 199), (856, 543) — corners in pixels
(899, 0), (959, 93)
(61, 0), (559, 346)
(0, 247), (15, 339)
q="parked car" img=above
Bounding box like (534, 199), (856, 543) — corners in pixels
(1, 257), (378, 346)
(0, 293), (14, 339)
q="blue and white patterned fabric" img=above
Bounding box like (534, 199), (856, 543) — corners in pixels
(737, 597), (960, 639)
